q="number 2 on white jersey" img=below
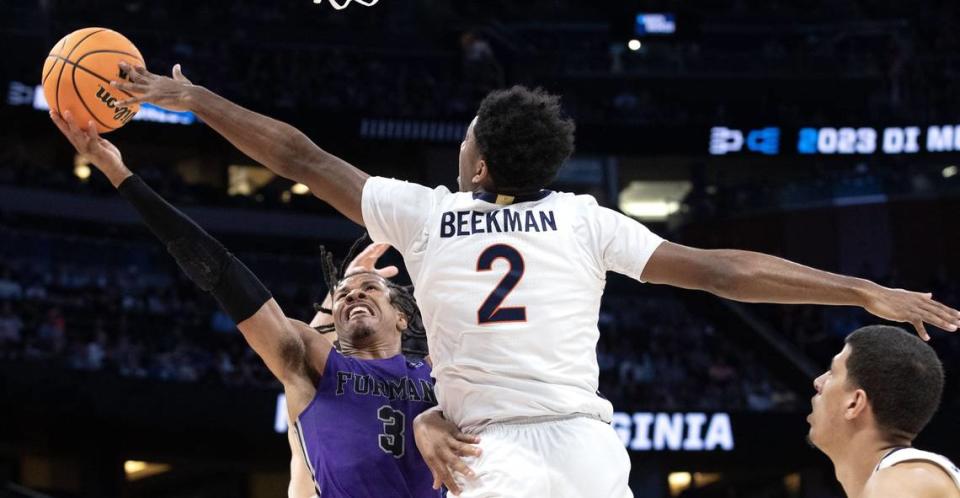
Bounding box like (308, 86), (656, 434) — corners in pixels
(476, 244), (527, 324)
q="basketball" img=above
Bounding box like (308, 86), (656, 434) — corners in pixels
(41, 28), (144, 133)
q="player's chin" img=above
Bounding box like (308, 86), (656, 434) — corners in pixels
(342, 317), (379, 338)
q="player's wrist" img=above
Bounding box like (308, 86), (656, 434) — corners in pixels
(181, 84), (205, 110)
(103, 163), (133, 188)
(851, 278), (882, 307)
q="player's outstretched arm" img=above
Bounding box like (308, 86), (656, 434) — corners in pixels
(641, 242), (960, 340)
(113, 62), (368, 225)
(49, 110), (332, 384)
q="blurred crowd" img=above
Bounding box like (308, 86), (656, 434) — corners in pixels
(597, 295), (800, 412)
(0, 223), (801, 411)
(3, 0), (958, 126)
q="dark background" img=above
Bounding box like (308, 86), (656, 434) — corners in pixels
(1, 1), (959, 497)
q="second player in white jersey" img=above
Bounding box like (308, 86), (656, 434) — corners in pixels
(363, 177), (663, 431)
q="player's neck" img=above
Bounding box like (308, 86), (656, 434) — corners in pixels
(340, 338), (400, 360)
(831, 433), (907, 498)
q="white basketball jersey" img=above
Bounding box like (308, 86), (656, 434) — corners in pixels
(875, 447), (960, 490)
(362, 177), (664, 431)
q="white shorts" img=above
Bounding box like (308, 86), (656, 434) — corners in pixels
(454, 416), (633, 498)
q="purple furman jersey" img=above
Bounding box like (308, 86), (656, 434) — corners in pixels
(294, 349), (440, 498)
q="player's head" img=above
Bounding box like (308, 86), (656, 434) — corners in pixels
(458, 86), (575, 194)
(331, 271), (408, 350)
(318, 237), (428, 358)
(807, 325), (944, 453)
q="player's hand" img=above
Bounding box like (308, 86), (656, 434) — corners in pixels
(49, 110), (131, 187)
(112, 62), (194, 112)
(344, 243), (399, 280)
(413, 408), (481, 495)
(862, 285), (960, 341)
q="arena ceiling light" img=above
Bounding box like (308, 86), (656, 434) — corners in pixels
(124, 460), (171, 481)
(73, 153), (91, 181)
(618, 180), (691, 221)
(943, 165), (958, 178)
(627, 39), (642, 51)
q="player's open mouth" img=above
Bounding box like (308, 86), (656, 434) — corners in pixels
(346, 303), (375, 320)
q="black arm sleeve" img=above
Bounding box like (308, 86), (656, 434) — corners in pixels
(117, 175), (271, 323)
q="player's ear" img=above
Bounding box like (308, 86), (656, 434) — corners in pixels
(395, 309), (408, 332)
(474, 159), (496, 191)
(472, 159), (487, 183)
(844, 388), (869, 420)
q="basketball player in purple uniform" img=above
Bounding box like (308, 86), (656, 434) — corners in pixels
(49, 110), (480, 497)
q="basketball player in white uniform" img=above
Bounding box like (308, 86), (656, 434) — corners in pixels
(808, 325), (960, 498)
(117, 68), (960, 497)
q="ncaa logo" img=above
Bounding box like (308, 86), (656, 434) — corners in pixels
(709, 127), (744, 155)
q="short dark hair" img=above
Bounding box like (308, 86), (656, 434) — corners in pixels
(844, 325), (944, 438)
(474, 86), (575, 194)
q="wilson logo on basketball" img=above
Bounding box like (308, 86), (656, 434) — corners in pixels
(96, 85), (136, 124)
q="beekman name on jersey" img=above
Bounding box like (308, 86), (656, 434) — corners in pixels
(440, 209), (558, 238)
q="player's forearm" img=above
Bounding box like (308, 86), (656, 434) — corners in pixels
(115, 176), (311, 379)
(709, 249), (875, 306)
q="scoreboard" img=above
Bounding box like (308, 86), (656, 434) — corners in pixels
(710, 124), (960, 156)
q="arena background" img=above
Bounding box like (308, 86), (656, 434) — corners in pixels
(2, 1), (959, 497)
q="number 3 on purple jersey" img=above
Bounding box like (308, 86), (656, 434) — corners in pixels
(476, 244), (526, 324)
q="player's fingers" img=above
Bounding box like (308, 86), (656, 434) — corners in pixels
(927, 297), (960, 322)
(62, 110), (80, 133)
(172, 63), (187, 82)
(432, 461), (458, 494)
(442, 472), (461, 495)
(911, 319), (930, 341)
(118, 62), (148, 83)
(132, 64), (151, 79)
(356, 242), (390, 263)
(376, 265), (400, 278)
(450, 458), (476, 480)
(61, 112), (89, 150)
(85, 121), (99, 140)
(49, 111), (70, 134)
(453, 441), (482, 457)
(454, 432), (481, 444)
(115, 95), (147, 108)
(919, 303), (958, 332)
(111, 80), (149, 94)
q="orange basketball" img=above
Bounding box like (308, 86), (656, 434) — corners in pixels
(41, 28), (145, 133)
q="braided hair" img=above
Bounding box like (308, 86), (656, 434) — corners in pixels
(315, 234), (429, 360)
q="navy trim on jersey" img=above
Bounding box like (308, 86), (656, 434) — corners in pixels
(473, 190), (553, 205)
(874, 447), (910, 473)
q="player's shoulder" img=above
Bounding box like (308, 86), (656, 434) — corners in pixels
(867, 461), (960, 498)
(367, 176), (453, 200)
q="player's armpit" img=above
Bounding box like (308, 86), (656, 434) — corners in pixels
(288, 318), (335, 379)
(235, 302), (331, 387)
(863, 463), (960, 498)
